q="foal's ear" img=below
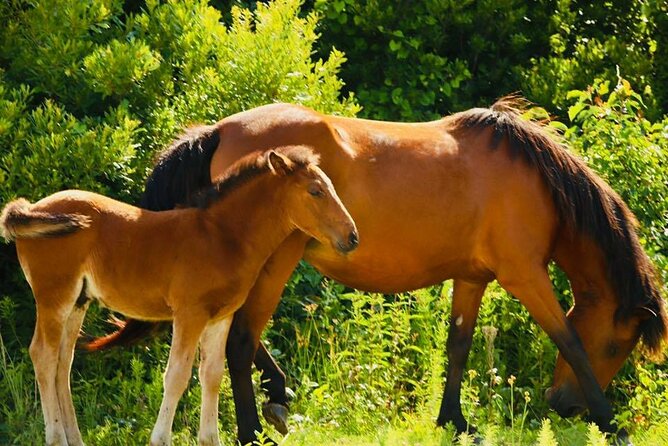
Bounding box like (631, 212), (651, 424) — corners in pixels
(267, 151), (293, 176)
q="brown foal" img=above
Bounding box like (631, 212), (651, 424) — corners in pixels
(0, 147), (358, 446)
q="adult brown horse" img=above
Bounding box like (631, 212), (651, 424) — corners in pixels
(87, 97), (666, 444)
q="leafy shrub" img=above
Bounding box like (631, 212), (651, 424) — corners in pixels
(565, 77), (668, 276)
(520, 0), (665, 119)
(312, 0), (553, 120)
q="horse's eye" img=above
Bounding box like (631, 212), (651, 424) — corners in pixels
(606, 341), (619, 358)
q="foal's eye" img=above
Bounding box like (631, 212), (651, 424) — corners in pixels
(309, 187), (324, 197)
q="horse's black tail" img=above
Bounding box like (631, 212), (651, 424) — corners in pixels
(77, 124), (221, 351)
(78, 318), (166, 352)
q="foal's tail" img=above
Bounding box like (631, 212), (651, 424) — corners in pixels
(0, 198), (90, 241)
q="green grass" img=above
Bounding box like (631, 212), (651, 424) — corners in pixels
(1, 281), (667, 445)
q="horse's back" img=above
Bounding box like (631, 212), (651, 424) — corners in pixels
(206, 104), (559, 291)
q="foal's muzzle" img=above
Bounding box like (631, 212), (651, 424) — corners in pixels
(337, 230), (359, 253)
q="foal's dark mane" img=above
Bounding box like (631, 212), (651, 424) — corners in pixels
(187, 145), (319, 209)
(453, 95), (667, 355)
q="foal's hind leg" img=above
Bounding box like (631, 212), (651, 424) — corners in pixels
(56, 293), (90, 446)
(198, 316), (233, 446)
(437, 280), (487, 433)
(150, 312), (209, 446)
(30, 302), (71, 445)
(497, 266), (616, 433)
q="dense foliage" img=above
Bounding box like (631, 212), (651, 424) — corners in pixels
(313, 0), (667, 121)
(0, 0), (666, 445)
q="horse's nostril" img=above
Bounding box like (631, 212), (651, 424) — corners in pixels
(564, 405), (585, 418)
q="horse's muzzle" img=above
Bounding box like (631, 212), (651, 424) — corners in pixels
(545, 384), (586, 418)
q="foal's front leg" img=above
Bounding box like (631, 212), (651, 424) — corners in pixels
(150, 313), (208, 446)
(198, 317), (233, 446)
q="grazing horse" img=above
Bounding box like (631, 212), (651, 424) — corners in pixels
(89, 97), (666, 444)
(0, 147), (358, 446)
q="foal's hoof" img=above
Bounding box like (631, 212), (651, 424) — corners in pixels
(262, 403), (289, 435)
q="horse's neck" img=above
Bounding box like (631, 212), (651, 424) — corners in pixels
(554, 230), (618, 307)
(203, 177), (293, 264)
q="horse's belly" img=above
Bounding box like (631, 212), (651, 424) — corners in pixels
(304, 238), (493, 293)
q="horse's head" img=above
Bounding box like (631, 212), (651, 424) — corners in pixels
(267, 148), (358, 254)
(547, 297), (666, 417)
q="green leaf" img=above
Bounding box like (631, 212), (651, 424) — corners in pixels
(568, 102), (586, 122)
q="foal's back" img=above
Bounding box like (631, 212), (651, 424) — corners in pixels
(14, 190), (214, 320)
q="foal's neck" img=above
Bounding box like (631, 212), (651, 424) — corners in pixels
(201, 175), (294, 264)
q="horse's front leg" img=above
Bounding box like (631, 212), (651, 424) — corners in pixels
(497, 266), (620, 437)
(255, 342), (290, 434)
(436, 280), (487, 433)
(227, 232), (307, 445)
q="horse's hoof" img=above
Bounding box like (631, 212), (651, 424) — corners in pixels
(614, 429), (633, 446)
(456, 431), (482, 445)
(262, 403), (289, 435)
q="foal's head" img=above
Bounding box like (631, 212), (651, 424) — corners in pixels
(266, 147), (358, 254)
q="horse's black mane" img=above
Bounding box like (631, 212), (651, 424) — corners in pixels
(140, 126), (319, 211)
(187, 145), (319, 209)
(140, 125), (220, 211)
(454, 95), (667, 355)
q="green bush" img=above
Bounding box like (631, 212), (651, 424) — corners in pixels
(0, 1), (357, 443)
(312, 0), (666, 121)
(1, 0), (667, 444)
(521, 0), (665, 119)
(312, 0), (553, 120)
(565, 77), (668, 276)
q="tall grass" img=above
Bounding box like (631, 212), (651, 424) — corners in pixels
(1, 271), (667, 445)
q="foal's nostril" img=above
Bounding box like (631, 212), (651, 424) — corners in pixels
(348, 230), (359, 249)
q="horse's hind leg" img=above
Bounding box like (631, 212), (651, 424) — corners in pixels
(437, 280), (487, 433)
(198, 316), (232, 446)
(56, 283), (90, 446)
(496, 265), (616, 433)
(150, 311), (208, 446)
(228, 232), (306, 444)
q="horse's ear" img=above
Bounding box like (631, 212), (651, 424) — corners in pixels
(634, 306), (658, 320)
(267, 151), (293, 176)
